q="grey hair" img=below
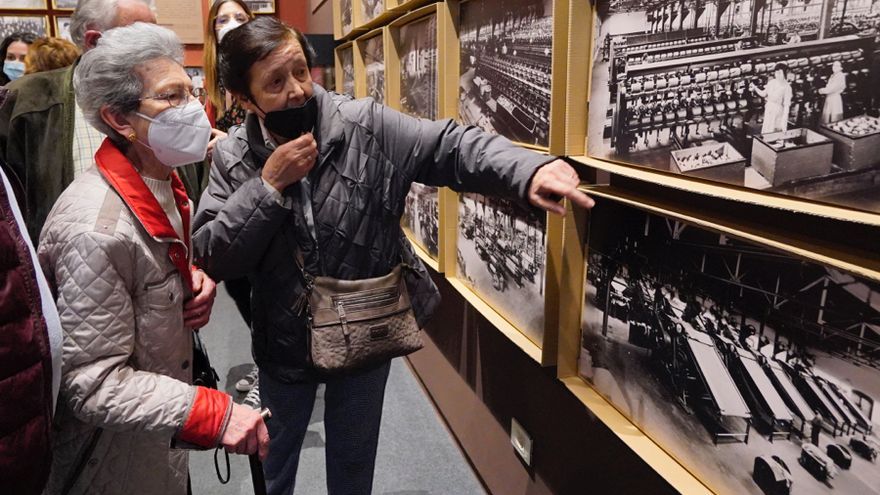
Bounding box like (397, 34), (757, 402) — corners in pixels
(70, 0), (155, 49)
(74, 22), (184, 147)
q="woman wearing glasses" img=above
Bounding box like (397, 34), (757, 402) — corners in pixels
(38, 23), (267, 495)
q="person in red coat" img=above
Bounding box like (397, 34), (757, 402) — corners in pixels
(0, 84), (63, 495)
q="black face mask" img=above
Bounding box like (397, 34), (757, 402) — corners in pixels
(258, 97), (318, 140)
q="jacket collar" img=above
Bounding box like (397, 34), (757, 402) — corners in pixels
(94, 138), (191, 248)
(244, 84), (346, 166)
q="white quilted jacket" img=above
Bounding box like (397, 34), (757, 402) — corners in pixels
(38, 166), (203, 495)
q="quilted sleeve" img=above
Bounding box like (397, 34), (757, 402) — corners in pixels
(371, 101), (554, 202)
(192, 144), (292, 282)
(51, 231), (221, 440)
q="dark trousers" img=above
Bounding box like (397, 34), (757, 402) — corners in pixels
(259, 361), (392, 495)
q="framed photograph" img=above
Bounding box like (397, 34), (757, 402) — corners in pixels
(241, 0), (274, 14)
(334, 0), (359, 39)
(355, 28), (386, 103)
(185, 67), (205, 90)
(54, 16), (71, 42)
(586, 0), (880, 217)
(387, 6), (443, 265)
(443, 187), (562, 364)
(0, 15), (47, 40)
(401, 183), (440, 260)
(395, 10), (437, 119)
(358, 0), (384, 26)
(456, 193), (547, 346)
(563, 190), (880, 494)
(52, 0), (77, 9)
(0, 0), (44, 9)
(334, 42), (355, 99)
(458, 0), (554, 148)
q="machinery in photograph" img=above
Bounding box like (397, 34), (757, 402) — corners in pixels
(579, 196), (880, 494)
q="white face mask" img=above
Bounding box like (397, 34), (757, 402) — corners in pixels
(217, 21), (243, 42)
(136, 99), (212, 168)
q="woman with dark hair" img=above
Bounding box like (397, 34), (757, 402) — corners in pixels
(193, 16), (592, 494)
(751, 63), (793, 133)
(0, 31), (37, 85)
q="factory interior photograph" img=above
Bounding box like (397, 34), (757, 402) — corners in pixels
(588, 0), (880, 213)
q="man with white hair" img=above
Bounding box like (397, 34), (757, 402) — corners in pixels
(0, 0), (165, 242)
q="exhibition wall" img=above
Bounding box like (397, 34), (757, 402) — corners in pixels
(335, 0), (880, 493)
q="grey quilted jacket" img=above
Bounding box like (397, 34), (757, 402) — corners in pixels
(38, 163), (224, 495)
(192, 85), (551, 382)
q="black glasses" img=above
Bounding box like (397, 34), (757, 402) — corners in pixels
(214, 13), (249, 27)
(138, 87), (207, 108)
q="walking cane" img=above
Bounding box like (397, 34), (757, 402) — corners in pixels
(250, 408), (272, 495)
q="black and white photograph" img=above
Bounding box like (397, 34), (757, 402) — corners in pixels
(52, 0), (77, 9)
(360, 0), (383, 24)
(401, 183), (439, 258)
(0, 16), (46, 40)
(242, 0), (274, 14)
(55, 16), (71, 42)
(457, 193), (546, 345)
(580, 197), (880, 494)
(341, 0), (353, 35)
(459, 0), (553, 147)
(185, 67), (205, 90)
(588, 0), (880, 214)
(339, 45), (355, 98)
(0, 0), (43, 9)
(364, 33), (385, 103)
(398, 13), (437, 119)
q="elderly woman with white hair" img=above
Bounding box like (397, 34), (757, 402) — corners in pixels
(38, 22), (268, 495)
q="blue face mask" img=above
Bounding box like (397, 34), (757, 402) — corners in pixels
(3, 60), (25, 81)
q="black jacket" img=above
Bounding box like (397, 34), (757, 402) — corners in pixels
(192, 85), (551, 382)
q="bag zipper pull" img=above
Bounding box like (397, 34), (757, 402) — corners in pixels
(337, 301), (350, 338)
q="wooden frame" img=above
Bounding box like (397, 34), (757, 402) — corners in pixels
(54, 13), (69, 40)
(353, 0), (400, 31)
(386, 3), (455, 272)
(557, 186), (880, 495)
(242, 0), (275, 14)
(334, 41), (355, 98)
(385, 0), (434, 13)
(333, 0), (367, 40)
(570, 155), (880, 227)
(50, 0), (75, 10)
(353, 27), (388, 103)
(450, 0), (572, 155)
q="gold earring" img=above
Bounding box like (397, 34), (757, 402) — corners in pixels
(127, 132), (137, 142)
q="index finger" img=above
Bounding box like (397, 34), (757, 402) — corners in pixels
(565, 188), (595, 210)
